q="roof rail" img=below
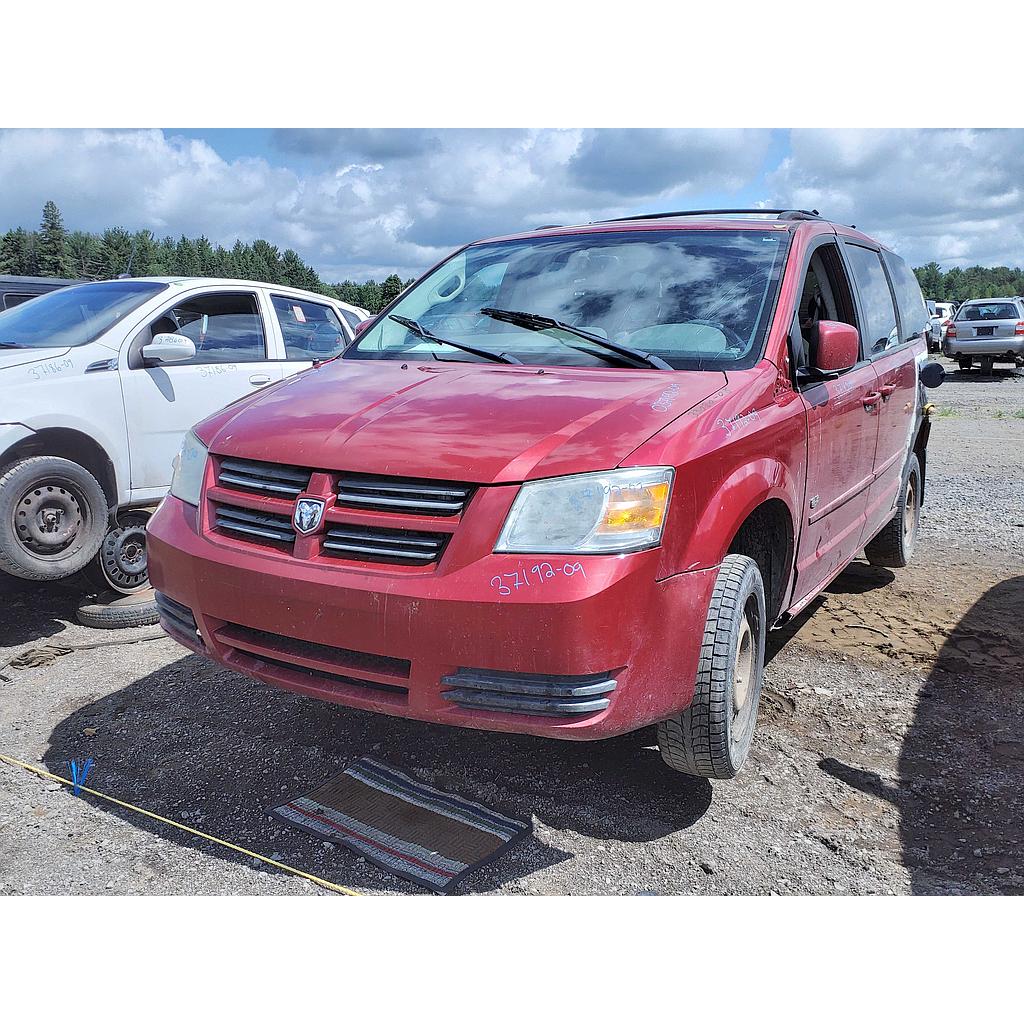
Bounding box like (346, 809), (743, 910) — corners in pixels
(594, 208), (823, 224)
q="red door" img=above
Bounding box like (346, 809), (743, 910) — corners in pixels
(790, 361), (881, 610)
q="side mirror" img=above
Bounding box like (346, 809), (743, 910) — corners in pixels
(353, 319), (373, 338)
(920, 361), (945, 388)
(813, 320), (860, 375)
(142, 332), (196, 364)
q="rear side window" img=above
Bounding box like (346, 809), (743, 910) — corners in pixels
(164, 292), (267, 364)
(883, 251), (929, 343)
(846, 245), (899, 355)
(2, 292), (35, 309)
(271, 295), (349, 360)
(337, 308), (363, 331)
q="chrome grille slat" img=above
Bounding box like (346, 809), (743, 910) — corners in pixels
(337, 473), (473, 517)
(323, 523), (447, 565)
(217, 457), (312, 497)
(215, 504), (295, 544)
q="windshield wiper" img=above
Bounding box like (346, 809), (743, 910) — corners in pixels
(479, 307), (673, 370)
(388, 314), (521, 365)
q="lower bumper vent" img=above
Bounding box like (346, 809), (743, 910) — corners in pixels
(441, 668), (617, 717)
(154, 591), (203, 647)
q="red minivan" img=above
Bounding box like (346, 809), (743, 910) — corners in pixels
(147, 210), (942, 779)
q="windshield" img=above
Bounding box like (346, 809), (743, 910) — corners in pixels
(956, 302), (1020, 322)
(344, 229), (789, 370)
(0, 280), (167, 349)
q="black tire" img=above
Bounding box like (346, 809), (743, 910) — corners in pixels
(83, 509), (152, 595)
(864, 453), (920, 569)
(957, 357), (973, 371)
(657, 554), (766, 780)
(980, 357), (994, 375)
(76, 588), (159, 629)
(0, 457), (109, 582)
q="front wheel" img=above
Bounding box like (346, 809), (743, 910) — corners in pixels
(657, 554), (766, 779)
(864, 453), (920, 568)
(0, 457), (109, 581)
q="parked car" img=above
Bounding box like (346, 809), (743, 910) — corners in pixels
(942, 296), (1024, 372)
(0, 274), (82, 310)
(148, 210), (943, 781)
(0, 276), (358, 610)
(927, 300), (956, 352)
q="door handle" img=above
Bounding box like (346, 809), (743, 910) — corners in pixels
(862, 391), (881, 409)
(879, 383), (897, 400)
(249, 374), (272, 386)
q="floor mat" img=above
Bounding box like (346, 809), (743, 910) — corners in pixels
(269, 757), (530, 893)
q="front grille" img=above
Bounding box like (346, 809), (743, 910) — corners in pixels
(441, 668), (617, 717)
(337, 474), (473, 517)
(154, 591), (203, 647)
(218, 457), (312, 497)
(323, 524), (448, 565)
(215, 503), (295, 545)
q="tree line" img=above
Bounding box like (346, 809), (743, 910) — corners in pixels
(5, 201), (1024, 312)
(0, 201), (414, 313)
(913, 262), (1024, 304)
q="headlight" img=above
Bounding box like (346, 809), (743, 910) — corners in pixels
(495, 467), (673, 554)
(169, 430), (209, 506)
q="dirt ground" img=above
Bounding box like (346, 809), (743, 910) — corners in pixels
(1, 355), (1022, 895)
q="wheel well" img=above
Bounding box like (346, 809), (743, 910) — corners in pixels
(727, 499), (794, 625)
(1, 429), (117, 510)
(913, 417), (930, 504)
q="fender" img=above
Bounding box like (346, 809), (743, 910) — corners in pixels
(659, 455), (800, 580)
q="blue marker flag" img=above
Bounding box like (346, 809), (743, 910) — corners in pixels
(68, 757), (94, 797)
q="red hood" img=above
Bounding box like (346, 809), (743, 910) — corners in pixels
(197, 359), (726, 483)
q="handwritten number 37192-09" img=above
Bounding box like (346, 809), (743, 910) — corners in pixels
(490, 561), (587, 596)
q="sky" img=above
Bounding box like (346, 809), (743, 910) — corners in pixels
(1, 128), (1021, 282)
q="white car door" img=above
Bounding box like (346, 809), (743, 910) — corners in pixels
(266, 292), (352, 376)
(119, 287), (285, 497)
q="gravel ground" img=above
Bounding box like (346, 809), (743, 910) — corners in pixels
(1, 355), (1021, 896)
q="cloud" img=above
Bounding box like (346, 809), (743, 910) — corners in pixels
(0, 128), (775, 281)
(768, 128), (1024, 267)
(2, 127), (1021, 281)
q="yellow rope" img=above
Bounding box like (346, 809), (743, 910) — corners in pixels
(0, 753), (362, 896)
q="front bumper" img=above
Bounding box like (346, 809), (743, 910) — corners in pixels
(147, 495), (717, 740)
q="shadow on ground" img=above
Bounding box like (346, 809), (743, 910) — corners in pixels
(0, 576), (82, 648)
(42, 650), (712, 894)
(821, 575), (1024, 894)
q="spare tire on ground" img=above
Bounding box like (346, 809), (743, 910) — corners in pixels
(76, 587), (160, 629)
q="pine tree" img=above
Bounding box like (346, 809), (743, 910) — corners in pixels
(37, 201), (72, 278)
(67, 231), (102, 279)
(380, 273), (405, 307)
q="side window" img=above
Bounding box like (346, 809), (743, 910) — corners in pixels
(883, 251), (929, 343)
(3, 292), (36, 309)
(271, 296), (349, 360)
(794, 242), (858, 369)
(845, 245), (899, 355)
(337, 308), (363, 332)
(154, 292), (266, 364)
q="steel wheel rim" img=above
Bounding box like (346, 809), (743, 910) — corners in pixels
(903, 475), (918, 546)
(97, 514), (150, 593)
(14, 481), (86, 558)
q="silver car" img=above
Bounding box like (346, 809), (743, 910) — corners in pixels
(943, 297), (1024, 371)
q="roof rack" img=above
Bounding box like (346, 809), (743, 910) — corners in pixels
(594, 208), (824, 224)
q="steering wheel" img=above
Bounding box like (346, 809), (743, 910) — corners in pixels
(681, 318), (747, 351)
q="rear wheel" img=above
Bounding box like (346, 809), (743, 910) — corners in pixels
(980, 356), (994, 375)
(0, 457), (108, 581)
(865, 454), (920, 568)
(957, 356), (973, 371)
(657, 554), (766, 779)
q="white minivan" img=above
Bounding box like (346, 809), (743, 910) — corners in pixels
(0, 276), (367, 602)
